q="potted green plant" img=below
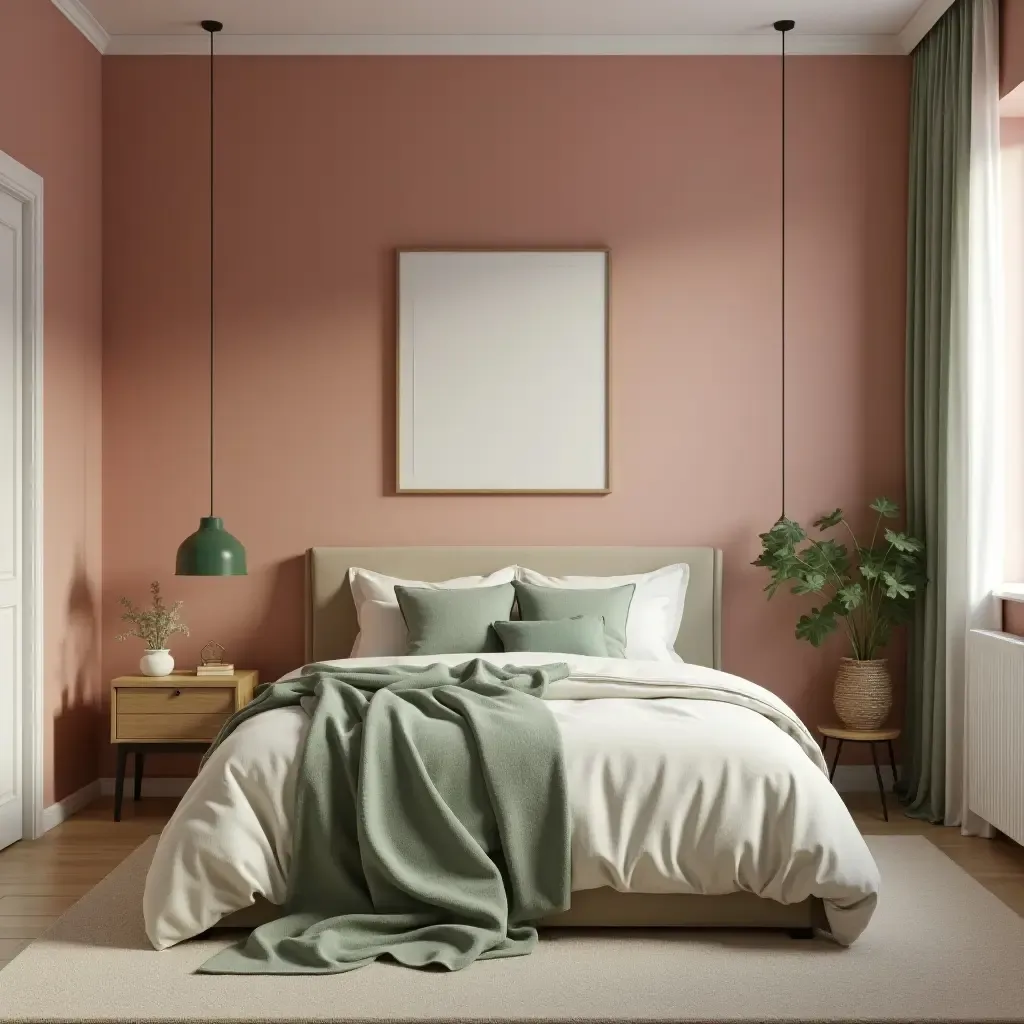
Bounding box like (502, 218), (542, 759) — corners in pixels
(753, 498), (925, 729)
(116, 581), (190, 677)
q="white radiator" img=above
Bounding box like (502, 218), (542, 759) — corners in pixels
(967, 630), (1024, 845)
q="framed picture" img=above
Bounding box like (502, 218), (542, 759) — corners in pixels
(396, 248), (610, 494)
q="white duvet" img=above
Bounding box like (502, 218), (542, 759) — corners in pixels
(144, 654), (880, 949)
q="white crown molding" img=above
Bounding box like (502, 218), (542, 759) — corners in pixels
(48, 0), (949, 58)
(104, 32), (904, 57)
(50, 0), (109, 53)
(898, 0), (956, 54)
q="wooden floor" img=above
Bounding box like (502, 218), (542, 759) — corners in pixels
(1, 792), (1023, 970)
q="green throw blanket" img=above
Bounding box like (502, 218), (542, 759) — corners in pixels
(197, 659), (572, 975)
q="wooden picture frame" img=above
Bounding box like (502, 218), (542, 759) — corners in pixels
(396, 247), (610, 494)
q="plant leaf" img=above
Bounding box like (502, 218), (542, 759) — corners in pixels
(755, 504), (926, 656)
(791, 572), (827, 595)
(881, 568), (915, 599)
(770, 517), (807, 546)
(754, 518), (808, 582)
(803, 538), (850, 577)
(813, 508), (843, 531)
(884, 529), (923, 553)
(870, 497), (900, 518)
(765, 565), (800, 598)
(895, 548), (924, 567)
(795, 608), (838, 647)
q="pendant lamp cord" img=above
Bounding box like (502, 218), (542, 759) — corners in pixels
(778, 28), (786, 524)
(774, 19), (794, 523)
(208, 24), (215, 518)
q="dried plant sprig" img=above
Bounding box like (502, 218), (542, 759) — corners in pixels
(115, 581), (189, 650)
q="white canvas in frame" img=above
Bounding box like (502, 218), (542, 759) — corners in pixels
(397, 249), (609, 493)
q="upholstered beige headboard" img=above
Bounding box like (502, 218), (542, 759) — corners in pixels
(305, 547), (723, 669)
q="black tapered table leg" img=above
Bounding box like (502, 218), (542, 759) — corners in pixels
(887, 740), (898, 789)
(114, 746), (128, 822)
(829, 739), (843, 783)
(134, 749), (145, 801)
(871, 742), (888, 821)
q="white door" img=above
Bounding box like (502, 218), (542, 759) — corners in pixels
(0, 185), (24, 850)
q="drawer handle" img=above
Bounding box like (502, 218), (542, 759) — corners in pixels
(173, 689), (182, 697)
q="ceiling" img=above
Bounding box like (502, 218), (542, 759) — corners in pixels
(53, 0), (955, 56)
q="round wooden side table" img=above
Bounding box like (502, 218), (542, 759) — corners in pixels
(817, 724), (900, 822)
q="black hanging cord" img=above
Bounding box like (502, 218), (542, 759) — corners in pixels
(201, 20), (222, 517)
(774, 19), (794, 522)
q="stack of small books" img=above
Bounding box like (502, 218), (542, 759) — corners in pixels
(195, 662), (235, 677)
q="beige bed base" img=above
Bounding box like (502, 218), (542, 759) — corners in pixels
(285, 545), (824, 934)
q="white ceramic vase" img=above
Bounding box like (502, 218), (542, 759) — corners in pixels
(140, 649), (174, 677)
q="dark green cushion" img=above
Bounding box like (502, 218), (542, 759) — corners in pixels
(493, 616), (609, 657)
(394, 583), (515, 656)
(512, 581), (634, 658)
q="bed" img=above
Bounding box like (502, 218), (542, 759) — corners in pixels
(143, 546), (879, 951)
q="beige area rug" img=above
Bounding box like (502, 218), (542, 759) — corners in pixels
(1, 836), (1023, 1023)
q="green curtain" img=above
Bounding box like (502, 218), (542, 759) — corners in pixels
(900, 0), (973, 822)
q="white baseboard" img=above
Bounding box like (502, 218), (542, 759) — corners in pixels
(99, 776), (193, 798)
(41, 779), (101, 833)
(95, 766), (899, 802)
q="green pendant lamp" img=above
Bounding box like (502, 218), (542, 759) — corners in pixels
(176, 19), (247, 577)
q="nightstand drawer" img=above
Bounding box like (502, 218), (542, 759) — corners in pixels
(114, 712), (229, 742)
(116, 687), (234, 715)
(108, 670), (258, 819)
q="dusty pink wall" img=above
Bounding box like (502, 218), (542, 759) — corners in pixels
(102, 56), (909, 769)
(1003, 0), (1024, 96)
(1003, 601), (1024, 634)
(0, 0), (103, 804)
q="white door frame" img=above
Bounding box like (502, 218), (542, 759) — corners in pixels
(0, 148), (45, 841)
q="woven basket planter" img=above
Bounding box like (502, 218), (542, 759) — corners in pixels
(833, 657), (892, 730)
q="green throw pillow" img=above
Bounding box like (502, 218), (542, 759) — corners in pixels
(512, 581), (635, 658)
(394, 583), (515, 656)
(493, 616), (609, 657)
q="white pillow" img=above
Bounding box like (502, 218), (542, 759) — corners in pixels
(514, 564), (690, 663)
(348, 566), (518, 658)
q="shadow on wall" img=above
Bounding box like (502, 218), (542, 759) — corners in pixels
(54, 551), (101, 799)
(190, 554), (307, 681)
(107, 554), (308, 784)
(250, 554), (308, 679)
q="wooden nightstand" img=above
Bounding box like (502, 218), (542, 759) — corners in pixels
(110, 670), (257, 821)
